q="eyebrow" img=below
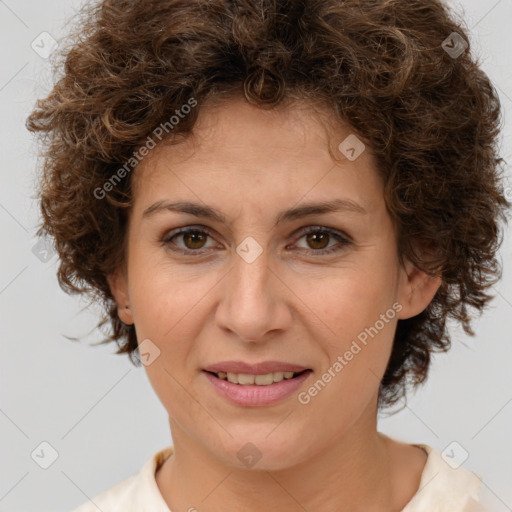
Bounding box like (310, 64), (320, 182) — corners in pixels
(142, 198), (368, 225)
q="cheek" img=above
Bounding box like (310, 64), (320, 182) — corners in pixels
(126, 247), (216, 338)
(292, 257), (398, 393)
(295, 261), (397, 340)
(302, 294), (397, 423)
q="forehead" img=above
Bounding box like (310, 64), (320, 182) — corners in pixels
(131, 96), (383, 215)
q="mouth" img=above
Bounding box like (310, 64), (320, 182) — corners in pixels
(203, 369), (311, 386)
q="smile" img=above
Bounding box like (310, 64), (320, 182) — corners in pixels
(208, 370), (307, 386)
(202, 369), (312, 407)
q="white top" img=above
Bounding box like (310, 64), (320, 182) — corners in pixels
(70, 444), (488, 511)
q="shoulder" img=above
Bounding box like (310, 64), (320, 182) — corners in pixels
(70, 473), (139, 512)
(69, 446), (174, 512)
(402, 444), (485, 511)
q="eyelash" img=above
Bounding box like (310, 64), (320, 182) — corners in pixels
(160, 225), (352, 256)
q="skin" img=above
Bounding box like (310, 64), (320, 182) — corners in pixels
(108, 95), (441, 511)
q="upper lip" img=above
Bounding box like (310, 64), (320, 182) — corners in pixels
(203, 361), (309, 374)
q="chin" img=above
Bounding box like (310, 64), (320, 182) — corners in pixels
(214, 432), (310, 472)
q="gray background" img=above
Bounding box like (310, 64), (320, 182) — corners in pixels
(1, 0), (511, 510)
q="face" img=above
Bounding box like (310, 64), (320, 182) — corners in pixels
(109, 96), (439, 470)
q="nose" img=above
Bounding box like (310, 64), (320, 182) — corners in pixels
(215, 243), (293, 343)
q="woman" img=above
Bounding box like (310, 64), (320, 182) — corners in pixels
(27, 0), (509, 510)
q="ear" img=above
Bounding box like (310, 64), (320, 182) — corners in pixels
(107, 267), (134, 326)
(396, 251), (442, 320)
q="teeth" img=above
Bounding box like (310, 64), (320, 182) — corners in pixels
(238, 373), (255, 385)
(217, 371), (299, 386)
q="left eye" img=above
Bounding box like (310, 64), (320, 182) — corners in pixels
(161, 226), (351, 255)
(292, 227), (351, 254)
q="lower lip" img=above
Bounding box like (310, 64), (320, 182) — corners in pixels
(202, 370), (312, 407)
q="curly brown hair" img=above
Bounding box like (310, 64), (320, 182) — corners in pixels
(26, 0), (510, 408)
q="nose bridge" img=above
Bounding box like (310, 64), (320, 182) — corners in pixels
(232, 236), (272, 307)
(216, 237), (289, 341)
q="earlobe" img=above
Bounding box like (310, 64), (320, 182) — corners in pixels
(107, 269), (134, 326)
(396, 256), (442, 320)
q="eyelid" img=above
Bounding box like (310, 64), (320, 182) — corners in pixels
(294, 225), (352, 243)
(160, 224), (220, 248)
(160, 224), (352, 255)
(161, 224), (352, 241)
(289, 225), (352, 255)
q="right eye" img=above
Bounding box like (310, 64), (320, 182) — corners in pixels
(161, 226), (220, 254)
